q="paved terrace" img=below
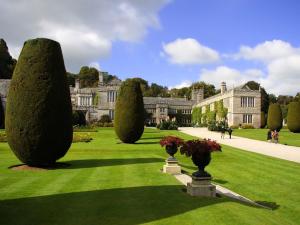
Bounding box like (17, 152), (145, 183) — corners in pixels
(179, 127), (300, 163)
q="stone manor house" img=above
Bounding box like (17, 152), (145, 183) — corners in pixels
(0, 72), (261, 128)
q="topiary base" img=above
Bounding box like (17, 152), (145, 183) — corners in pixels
(9, 162), (70, 171)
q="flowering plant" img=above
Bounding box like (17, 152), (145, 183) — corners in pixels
(180, 139), (221, 156)
(160, 136), (184, 147)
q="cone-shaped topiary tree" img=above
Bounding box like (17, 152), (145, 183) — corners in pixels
(5, 38), (73, 166)
(114, 79), (144, 143)
(0, 97), (4, 129)
(260, 112), (266, 128)
(267, 103), (283, 131)
(287, 102), (300, 133)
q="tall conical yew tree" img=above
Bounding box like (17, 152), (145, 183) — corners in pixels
(114, 79), (144, 143)
(267, 103), (283, 131)
(5, 38), (73, 166)
(287, 102), (300, 133)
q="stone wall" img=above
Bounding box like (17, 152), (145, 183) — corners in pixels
(195, 87), (261, 128)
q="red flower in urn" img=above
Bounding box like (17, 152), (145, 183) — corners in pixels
(160, 136), (184, 159)
(180, 139), (221, 177)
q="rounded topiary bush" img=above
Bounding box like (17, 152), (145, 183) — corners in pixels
(114, 79), (144, 143)
(287, 102), (300, 133)
(99, 114), (111, 123)
(260, 112), (266, 128)
(5, 38), (73, 166)
(267, 103), (283, 131)
(72, 111), (86, 126)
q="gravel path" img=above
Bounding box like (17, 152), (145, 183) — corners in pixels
(179, 127), (300, 163)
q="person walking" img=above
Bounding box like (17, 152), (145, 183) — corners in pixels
(227, 127), (233, 139)
(221, 126), (226, 139)
(267, 129), (272, 142)
(273, 130), (279, 144)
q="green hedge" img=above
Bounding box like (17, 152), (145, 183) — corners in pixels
(287, 102), (300, 133)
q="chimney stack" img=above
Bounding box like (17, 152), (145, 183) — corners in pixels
(221, 82), (227, 94)
(75, 79), (80, 90)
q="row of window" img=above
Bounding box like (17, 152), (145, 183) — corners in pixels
(241, 97), (255, 107)
(109, 110), (114, 120)
(79, 96), (92, 106)
(107, 91), (118, 102)
(243, 114), (253, 123)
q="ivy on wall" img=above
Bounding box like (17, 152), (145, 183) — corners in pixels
(192, 100), (228, 126)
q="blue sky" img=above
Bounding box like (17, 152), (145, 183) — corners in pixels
(1, 0), (300, 95)
(100, 0), (300, 95)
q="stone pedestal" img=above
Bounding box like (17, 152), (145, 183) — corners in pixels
(163, 158), (181, 175)
(187, 176), (216, 197)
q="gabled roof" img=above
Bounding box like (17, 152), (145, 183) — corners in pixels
(143, 97), (194, 106)
(107, 78), (122, 86)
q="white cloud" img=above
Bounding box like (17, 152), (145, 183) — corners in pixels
(162, 38), (220, 65)
(260, 55), (300, 95)
(169, 80), (192, 89)
(216, 40), (300, 95)
(89, 62), (101, 71)
(235, 40), (300, 63)
(199, 66), (264, 88)
(0, 0), (170, 72)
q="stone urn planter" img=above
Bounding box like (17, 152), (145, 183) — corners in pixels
(191, 151), (212, 177)
(160, 136), (184, 174)
(180, 139), (222, 197)
(165, 143), (178, 160)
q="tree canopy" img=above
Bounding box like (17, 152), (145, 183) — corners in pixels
(0, 39), (17, 79)
(78, 66), (99, 88)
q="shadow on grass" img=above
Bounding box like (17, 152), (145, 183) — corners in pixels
(255, 201), (280, 210)
(0, 185), (257, 225)
(212, 179), (228, 184)
(135, 141), (159, 145)
(180, 164), (197, 170)
(140, 136), (164, 140)
(63, 158), (164, 169)
(116, 141), (159, 145)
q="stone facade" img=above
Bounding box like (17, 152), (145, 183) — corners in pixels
(94, 72), (195, 124)
(0, 79), (11, 112)
(194, 82), (261, 128)
(0, 75), (261, 128)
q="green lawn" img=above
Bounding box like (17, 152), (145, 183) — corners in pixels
(232, 128), (300, 147)
(0, 128), (299, 225)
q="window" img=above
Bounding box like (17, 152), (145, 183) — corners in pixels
(243, 114), (252, 123)
(109, 110), (115, 120)
(241, 97), (254, 107)
(107, 91), (117, 102)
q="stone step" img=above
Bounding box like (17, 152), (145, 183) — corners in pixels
(174, 173), (272, 209)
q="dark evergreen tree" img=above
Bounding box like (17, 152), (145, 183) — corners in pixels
(78, 66), (99, 88)
(66, 72), (77, 87)
(114, 79), (144, 143)
(260, 112), (266, 128)
(5, 38), (73, 166)
(287, 102), (300, 133)
(191, 82), (217, 99)
(0, 39), (17, 79)
(267, 103), (283, 131)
